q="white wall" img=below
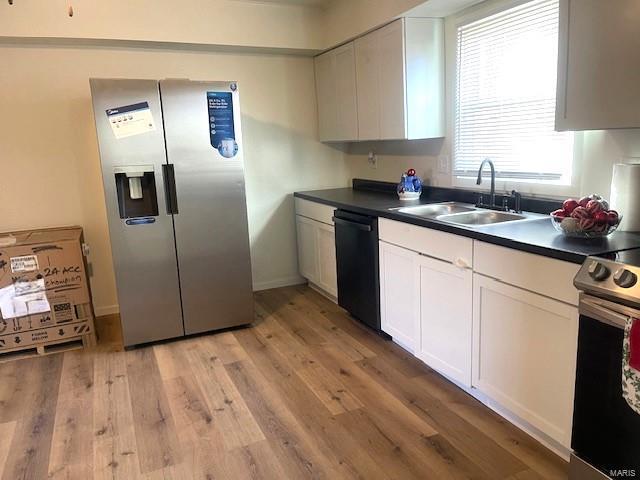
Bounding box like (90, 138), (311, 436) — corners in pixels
(579, 130), (640, 199)
(0, 43), (350, 314)
(321, 0), (426, 47)
(0, 0), (324, 52)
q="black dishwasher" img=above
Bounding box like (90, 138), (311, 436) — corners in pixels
(333, 209), (381, 331)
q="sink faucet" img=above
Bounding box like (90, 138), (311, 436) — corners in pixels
(476, 158), (496, 207)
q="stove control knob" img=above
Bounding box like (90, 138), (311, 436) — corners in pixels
(588, 261), (610, 281)
(613, 268), (638, 288)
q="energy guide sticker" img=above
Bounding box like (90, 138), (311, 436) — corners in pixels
(106, 102), (156, 139)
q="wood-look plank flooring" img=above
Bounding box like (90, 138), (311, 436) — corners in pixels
(0, 285), (569, 479)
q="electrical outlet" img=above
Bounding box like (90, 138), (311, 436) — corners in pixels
(368, 151), (377, 169)
(437, 154), (450, 174)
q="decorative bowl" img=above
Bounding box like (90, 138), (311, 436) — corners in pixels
(398, 191), (421, 201)
(550, 214), (621, 238)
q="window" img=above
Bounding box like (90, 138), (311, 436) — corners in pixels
(454, 0), (573, 184)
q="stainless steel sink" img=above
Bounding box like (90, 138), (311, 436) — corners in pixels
(436, 210), (528, 226)
(397, 202), (476, 217)
(392, 201), (541, 227)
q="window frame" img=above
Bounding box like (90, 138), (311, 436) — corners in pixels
(445, 0), (582, 198)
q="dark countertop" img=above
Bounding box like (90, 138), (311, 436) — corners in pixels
(294, 184), (640, 264)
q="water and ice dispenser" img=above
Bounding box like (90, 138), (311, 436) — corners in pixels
(113, 165), (158, 219)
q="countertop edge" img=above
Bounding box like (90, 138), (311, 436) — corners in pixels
(294, 191), (597, 265)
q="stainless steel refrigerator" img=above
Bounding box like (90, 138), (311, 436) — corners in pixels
(90, 78), (253, 347)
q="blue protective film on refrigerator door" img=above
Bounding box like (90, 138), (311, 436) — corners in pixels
(207, 91), (238, 158)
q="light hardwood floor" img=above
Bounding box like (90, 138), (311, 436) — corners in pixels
(0, 285), (569, 479)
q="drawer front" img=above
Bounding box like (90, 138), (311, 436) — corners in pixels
(474, 241), (580, 306)
(379, 218), (473, 265)
(295, 198), (335, 225)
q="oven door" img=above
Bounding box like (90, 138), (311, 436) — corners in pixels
(572, 294), (640, 479)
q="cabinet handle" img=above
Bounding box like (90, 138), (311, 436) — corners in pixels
(453, 257), (471, 269)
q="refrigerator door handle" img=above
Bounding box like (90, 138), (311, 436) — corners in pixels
(162, 163), (179, 215)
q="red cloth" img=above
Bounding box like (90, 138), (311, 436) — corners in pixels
(630, 318), (640, 372)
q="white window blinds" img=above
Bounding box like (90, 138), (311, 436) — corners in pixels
(454, 0), (573, 182)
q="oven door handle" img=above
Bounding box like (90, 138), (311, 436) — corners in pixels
(580, 296), (631, 330)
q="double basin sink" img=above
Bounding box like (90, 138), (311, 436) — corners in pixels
(393, 202), (540, 227)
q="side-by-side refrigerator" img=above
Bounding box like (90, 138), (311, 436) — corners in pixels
(90, 78), (253, 347)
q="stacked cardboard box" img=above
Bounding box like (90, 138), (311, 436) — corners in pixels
(0, 226), (95, 354)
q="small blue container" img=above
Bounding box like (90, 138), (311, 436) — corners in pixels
(397, 169), (423, 200)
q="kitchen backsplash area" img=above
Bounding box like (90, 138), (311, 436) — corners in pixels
(344, 129), (640, 200)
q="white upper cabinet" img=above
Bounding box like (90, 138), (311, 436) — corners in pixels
(375, 20), (407, 140)
(556, 0), (640, 130)
(315, 17), (444, 142)
(353, 32), (379, 141)
(355, 18), (444, 140)
(314, 42), (358, 142)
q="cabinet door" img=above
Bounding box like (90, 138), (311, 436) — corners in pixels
(419, 255), (472, 387)
(379, 241), (420, 352)
(316, 222), (337, 297)
(314, 51), (338, 141)
(556, 0), (640, 130)
(296, 215), (319, 284)
(472, 274), (578, 447)
(333, 43), (359, 141)
(377, 19), (407, 140)
(355, 32), (380, 140)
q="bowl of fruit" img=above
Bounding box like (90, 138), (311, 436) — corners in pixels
(551, 195), (621, 238)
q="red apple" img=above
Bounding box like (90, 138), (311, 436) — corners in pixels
(571, 206), (590, 220)
(562, 199), (579, 214)
(407, 168), (416, 176)
(586, 200), (604, 215)
(578, 196), (591, 208)
(594, 210), (608, 224)
(607, 210), (619, 226)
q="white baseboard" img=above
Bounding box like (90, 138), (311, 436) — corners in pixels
(414, 355), (571, 461)
(94, 304), (119, 317)
(308, 282), (338, 304)
(92, 276), (306, 317)
(388, 332), (572, 461)
(253, 275), (306, 291)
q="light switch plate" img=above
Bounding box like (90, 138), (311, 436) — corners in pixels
(368, 151), (378, 169)
(437, 154), (450, 174)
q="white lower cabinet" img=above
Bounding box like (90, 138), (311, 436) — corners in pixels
(296, 215), (319, 282)
(316, 222), (338, 297)
(379, 240), (472, 385)
(378, 222), (579, 452)
(472, 273), (578, 448)
(418, 254), (472, 387)
(295, 214), (337, 298)
(379, 241), (420, 352)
